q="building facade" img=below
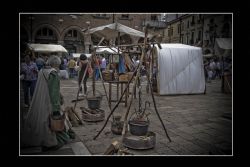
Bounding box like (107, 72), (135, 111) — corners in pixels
(163, 14), (232, 54)
(20, 13), (166, 55)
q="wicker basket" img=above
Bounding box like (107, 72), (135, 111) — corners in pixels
(119, 74), (129, 81)
(102, 72), (114, 81)
(49, 114), (65, 132)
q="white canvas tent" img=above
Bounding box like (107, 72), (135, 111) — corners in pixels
(153, 44), (205, 95)
(27, 43), (69, 58)
(28, 44), (68, 53)
(86, 22), (153, 40)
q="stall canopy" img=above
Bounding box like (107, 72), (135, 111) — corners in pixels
(85, 22), (153, 40)
(28, 43), (68, 53)
(95, 46), (120, 54)
(215, 38), (232, 50)
(72, 53), (92, 58)
(153, 44), (205, 95)
(214, 38), (232, 57)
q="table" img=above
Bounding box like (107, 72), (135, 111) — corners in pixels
(107, 81), (131, 107)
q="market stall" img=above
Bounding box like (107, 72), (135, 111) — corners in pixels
(152, 43), (206, 95)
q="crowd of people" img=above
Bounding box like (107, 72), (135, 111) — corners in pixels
(204, 57), (232, 83)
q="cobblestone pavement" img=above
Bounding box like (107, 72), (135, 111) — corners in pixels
(20, 77), (232, 155)
(61, 77), (232, 155)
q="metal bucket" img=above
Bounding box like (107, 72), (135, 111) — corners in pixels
(111, 121), (124, 135)
(128, 111), (150, 136)
(87, 97), (101, 109)
(86, 90), (102, 109)
(128, 120), (149, 136)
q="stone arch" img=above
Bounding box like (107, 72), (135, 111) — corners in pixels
(61, 26), (86, 53)
(32, 23), (60, 42)
(60, 25), (85, 41)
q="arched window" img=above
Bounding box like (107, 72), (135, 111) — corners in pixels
(35, 27), (57, 43)
(36, 27), (54, 37)
(63, 29), (85, 53)
(65, 30), (78, 38)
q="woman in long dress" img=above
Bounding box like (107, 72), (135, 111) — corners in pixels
(21, 55), (73, 151)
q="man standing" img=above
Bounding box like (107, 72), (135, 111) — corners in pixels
(78, 54), (90, 96)
(21, 55), (38, 107)
(100, 56), (106, 72)
(68, 58), (76, 78)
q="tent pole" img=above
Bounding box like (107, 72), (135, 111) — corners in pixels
(118, 32), (120, 54)
(73, 63), (89, 111)
(92, 37), (105, 96)
(94, 42), (160, 49)
(121, 25), (149, 141)
(146, 70), (171, 142)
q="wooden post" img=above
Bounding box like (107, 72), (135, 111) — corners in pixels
(117, 83), (119, 102)
(73, 63), (89, 111)
(109, 82), (112, 108)
(92, 50), (96, 97)
(118, 32), (120, 54)
(92, 37), (105, 97)
(103, 140), (120, 155)
(121, 25), (149, 141)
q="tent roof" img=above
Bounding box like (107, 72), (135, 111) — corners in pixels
(72, 53), (92, 58)
(156, 43), (202, 50)
(95, 46), (120, 54)
(215, 38), (232, 50)
(28, 43), (68, 53)
(85, 22), (153, 40)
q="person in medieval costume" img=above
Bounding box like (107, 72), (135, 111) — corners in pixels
(78, 54), (90, 96)
(21, 55), (75, 151)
